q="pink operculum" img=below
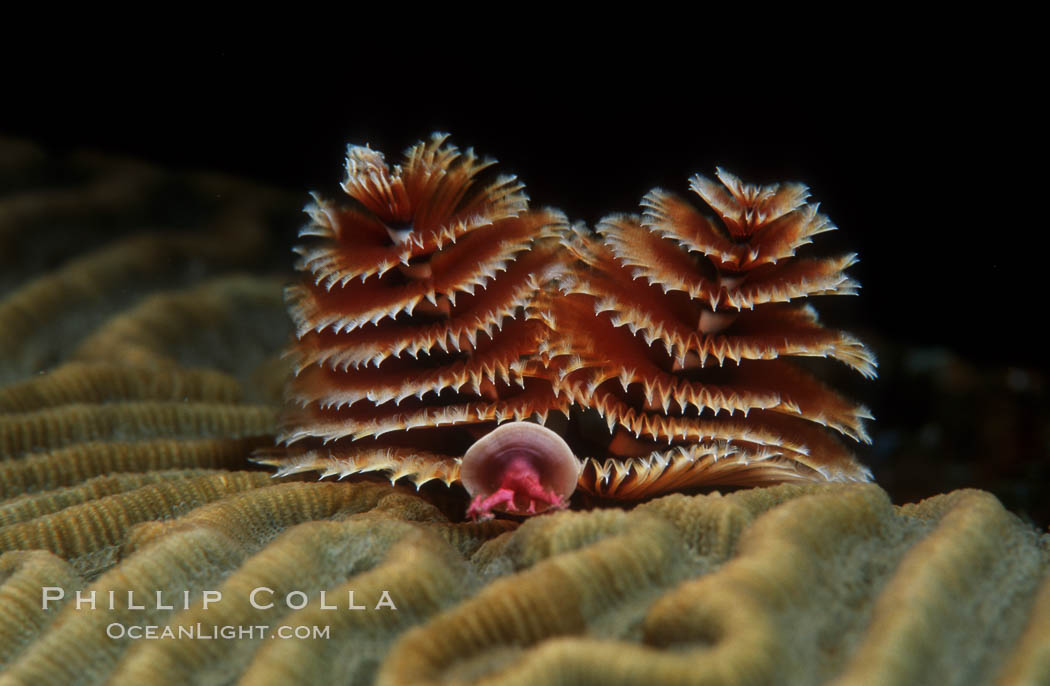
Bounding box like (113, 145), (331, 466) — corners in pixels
(466, 454), (568, 520)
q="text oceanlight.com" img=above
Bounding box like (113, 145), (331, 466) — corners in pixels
(105, 623), (331, 640)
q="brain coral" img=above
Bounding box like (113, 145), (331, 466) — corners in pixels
(0, 136), (1047, 686)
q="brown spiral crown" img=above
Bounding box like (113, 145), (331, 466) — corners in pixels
(263, 133), (568, 486)
(541, 167), (876, 497)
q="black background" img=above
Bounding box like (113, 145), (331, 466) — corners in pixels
(5, 52), (1038, 367)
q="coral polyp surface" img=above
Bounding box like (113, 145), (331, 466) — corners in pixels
(0, 137), (1046, 686)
